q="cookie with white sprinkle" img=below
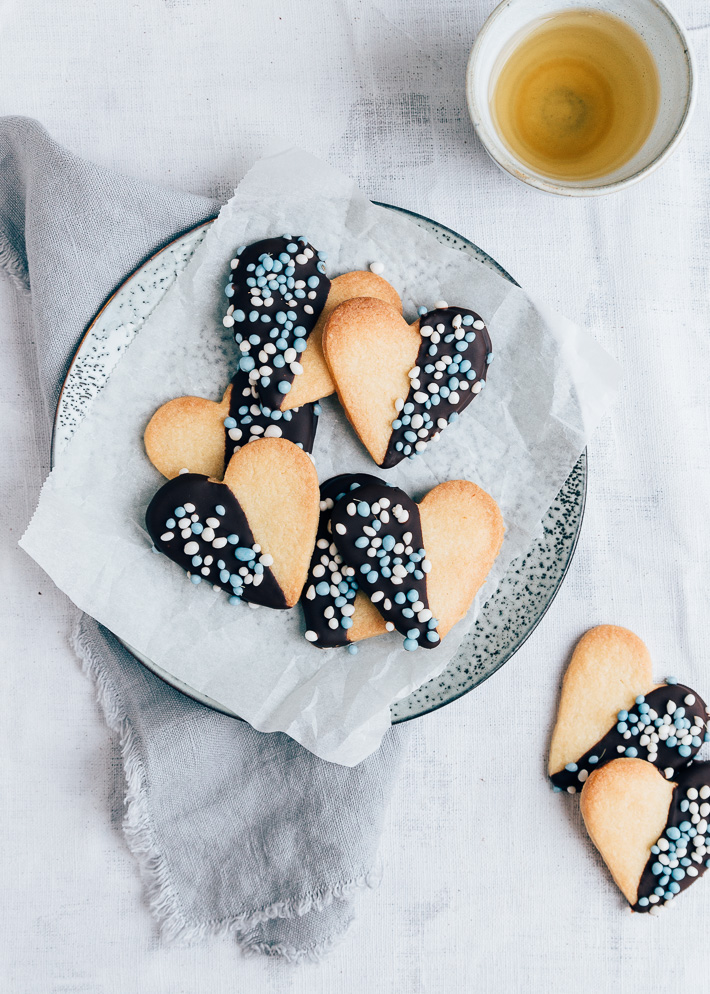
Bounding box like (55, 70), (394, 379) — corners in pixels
(581, 758), (710, 914)
(144, 367), (319, 481)
(301, 474), (389, 650)
(285, 271), (402, 410)
(328, 478), (504, 651)
(225, 236), (330, 411)
(146, 438), (319, 608)
(322, 298), (491, 468)
(549, 626), (709, 792)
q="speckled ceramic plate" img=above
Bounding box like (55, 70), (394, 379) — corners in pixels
(53, 207), (586, 724)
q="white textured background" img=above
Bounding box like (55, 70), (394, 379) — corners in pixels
(2, 1), (710, 990)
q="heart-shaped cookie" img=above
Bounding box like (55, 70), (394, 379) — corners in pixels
(322, 298), (491, 468)
(328, 477), (504, 649)
(144, 368), (319, 481)
(146, 438), (319, 608)
(284, 271), (402, 410)
(301, 474), (389, 649)
(224, 236), (330, 411)
(581, 758), (710, 914)
(549, 626), (709, 791)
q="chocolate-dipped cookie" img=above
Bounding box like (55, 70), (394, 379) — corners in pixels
(144, 368), (318, 481)
(581, 758), (710, 915)
(146, 438), (319, 608)
(322, 299), (491, 468)
(301, 474), (390, 650)
(328, 477), (504, 650)
(224, 236), (330, 411)
(549, 626), (709, 791)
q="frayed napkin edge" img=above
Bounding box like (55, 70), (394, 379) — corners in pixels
(69, 613), (379, 961)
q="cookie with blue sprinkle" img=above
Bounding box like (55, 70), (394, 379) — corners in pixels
(146, 437), (319, 608)
(549, 626), (709, 792)
(327, 477), (504, 651)
(224, 236), (331, 411)
(581, 758), (710, 915)
(301, 474), (391, 650)
(322, 297), (492, 468)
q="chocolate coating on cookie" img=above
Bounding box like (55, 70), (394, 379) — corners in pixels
(551, 683), (710, 793)
(330, 481), (438, 650)
(146, 473), (287, 609)
(635, 761), (710, 913)
(382, 307), (491, 469)
(224, 236), (331, 411)
(224, 367), (319, 460)
(301, 474), (384, 648)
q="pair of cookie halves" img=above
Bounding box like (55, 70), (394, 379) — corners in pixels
(300, 473), (504, 652)
(549, 625), (710, 915)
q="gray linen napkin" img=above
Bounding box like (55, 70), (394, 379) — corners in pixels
(2, 116), (409, 961)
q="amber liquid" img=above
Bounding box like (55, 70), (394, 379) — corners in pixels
(492, 9), (660, 181)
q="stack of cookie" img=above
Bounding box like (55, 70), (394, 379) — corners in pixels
(144, 236), (504, 654)
(549, 625), (710, 915)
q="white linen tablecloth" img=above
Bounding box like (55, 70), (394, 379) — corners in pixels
(2, 0), (709, 990)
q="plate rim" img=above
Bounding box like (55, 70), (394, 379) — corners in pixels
(51, 217), (217, 464)
(52, 206), (586, 725)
